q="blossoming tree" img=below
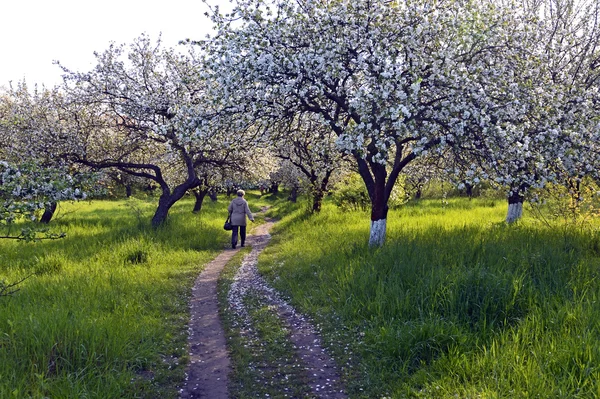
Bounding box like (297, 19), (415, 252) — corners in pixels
(471, 0), (600, 223)
(205, 0), (546, 245)
(270, 113), (348, 212)
(0, 162), (97, 239)
(0, 83), (101, 231)
(57, 35), (259, 227)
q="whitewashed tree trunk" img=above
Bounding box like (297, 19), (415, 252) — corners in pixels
(506, 201), (523, 223)
(369, 218), (387, 247)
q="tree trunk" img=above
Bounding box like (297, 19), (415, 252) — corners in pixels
(415, 186), (422, 200)
(465, 182), (473, 199)
(506, 191), (524, 224)
(125, 184), (132, 198)
(353, 151), (390, 247)
(369, 194), (389, 246)
(151, 183), (196, 227)
(192, 189), (208, 213)
(152, 197), (174, 227)
(311, 175), (330, 213)
(270, 182), (279, 194)
(208, 189), (218, 202)
(366, 166), (389, 246)
(288, 187), (298, 203)
(568, 178), (581, 215)
(40, 202), (57, 224)
(312, 189), (324, 213)
(370, 218), (387, 247)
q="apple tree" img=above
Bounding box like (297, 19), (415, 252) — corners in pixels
(204, 0), (548, 245)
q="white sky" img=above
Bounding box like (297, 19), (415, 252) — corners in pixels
(0, 0), (228, 88)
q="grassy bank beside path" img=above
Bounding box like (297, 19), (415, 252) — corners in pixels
(0, 193), (271, 398)
(258, 198), (600, 398)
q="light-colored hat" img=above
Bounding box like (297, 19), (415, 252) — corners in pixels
(237, 189), (245, 196)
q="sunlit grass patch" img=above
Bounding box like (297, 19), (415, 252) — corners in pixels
(259, 198), (600, 398)
(0, 195), (239, 398)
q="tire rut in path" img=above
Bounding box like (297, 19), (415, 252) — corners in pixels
(179, 245), (239, 399)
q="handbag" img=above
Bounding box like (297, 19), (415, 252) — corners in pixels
(223, 212), (233, 231)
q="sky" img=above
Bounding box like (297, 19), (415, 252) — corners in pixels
(0, 0), (228, 88)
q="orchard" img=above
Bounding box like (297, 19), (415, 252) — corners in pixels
(1, 0), (599, 244)
(2, 1), (600, 398)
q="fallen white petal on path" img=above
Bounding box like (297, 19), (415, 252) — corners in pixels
(229, 220), (347, 399)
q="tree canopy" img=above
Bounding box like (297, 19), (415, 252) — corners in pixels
(204, 0), (589, 244)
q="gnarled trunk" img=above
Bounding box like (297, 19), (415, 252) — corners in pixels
(152, 196), (176, 227)
(192, 188), (208, 213)
(40, 202), (57, 224)
(151, 181), (198, 227)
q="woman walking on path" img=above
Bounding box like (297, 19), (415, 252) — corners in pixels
(228, 189), (254, 249)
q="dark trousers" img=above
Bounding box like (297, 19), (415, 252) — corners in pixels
(231, 225), (246, 247)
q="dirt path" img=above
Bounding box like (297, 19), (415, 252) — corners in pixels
(180, 218), (346, 398)
(179, 247), (239, 399)
(228, 220), (347, 398)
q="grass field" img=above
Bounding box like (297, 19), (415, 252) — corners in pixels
(259, 198), (600, 398)
(2, 194), (599, 398)
(0, 193), (271, 398)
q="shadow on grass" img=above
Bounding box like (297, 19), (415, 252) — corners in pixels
(258, 204), (600, 396)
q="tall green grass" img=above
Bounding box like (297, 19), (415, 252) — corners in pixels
(0, 194), (269, 398)
(259, 198), (600, 398)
